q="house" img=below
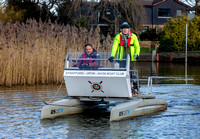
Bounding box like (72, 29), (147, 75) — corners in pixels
(141, 0), (191, 30)
(94, 0), (191, 34)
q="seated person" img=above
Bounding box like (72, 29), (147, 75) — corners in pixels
(73, 44), (100, 69)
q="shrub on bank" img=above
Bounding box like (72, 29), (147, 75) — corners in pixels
(139, 28), (161, 41)
(159, 15), (200, 52)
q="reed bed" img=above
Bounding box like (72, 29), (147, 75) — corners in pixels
(0, 19), (113, 86)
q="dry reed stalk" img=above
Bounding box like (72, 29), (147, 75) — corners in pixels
(0, 19), (113, 86)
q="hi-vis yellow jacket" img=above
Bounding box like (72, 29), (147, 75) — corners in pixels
(110, 32), (140, 61)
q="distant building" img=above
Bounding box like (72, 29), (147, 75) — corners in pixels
(84, 0), (191, 34)
(142, 0), (191, 30)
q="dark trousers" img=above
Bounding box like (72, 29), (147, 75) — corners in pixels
(119, 61), (134, 69)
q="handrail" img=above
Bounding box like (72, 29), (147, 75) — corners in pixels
(65, 54), (69, 68)
(67, 58), (127, 61)
(147, 77), (153, 96)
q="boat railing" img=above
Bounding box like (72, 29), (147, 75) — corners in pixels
(137, 77), (153, 96)
(64, 52), (128, 70)
(129, 73), (153, 96)
(147, 77), (153, 96)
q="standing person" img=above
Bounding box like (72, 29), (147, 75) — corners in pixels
(108, 22), (140, 68)
(73, 44), (100, 69)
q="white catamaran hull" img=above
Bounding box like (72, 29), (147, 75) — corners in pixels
(41, 98), (84, 119)
(110, 98), (167, 122)
(41, 97), (167, 121)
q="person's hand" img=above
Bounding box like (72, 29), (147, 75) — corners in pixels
(82, 63), (89, 66)
(80, 63), (89, 68)
(134, 54), (139, 60)
(108, 57), (114, 63)
(72, 60), (77, 67)
(79, 63), (89, 69)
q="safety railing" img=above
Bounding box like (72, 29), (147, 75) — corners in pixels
(147, 77), (153, 96)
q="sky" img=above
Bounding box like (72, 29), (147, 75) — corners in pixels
(0, 0), (196, 6)
(180, 0), (197, 6)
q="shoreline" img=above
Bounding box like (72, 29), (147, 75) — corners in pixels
(138, 52), (200, 62)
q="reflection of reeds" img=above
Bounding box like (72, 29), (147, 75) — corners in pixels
(0, 19), (113, 86)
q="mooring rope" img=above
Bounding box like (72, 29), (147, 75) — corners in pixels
(48, 80), (64, 104)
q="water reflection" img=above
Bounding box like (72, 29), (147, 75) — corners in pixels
(134, 62), (200, 84)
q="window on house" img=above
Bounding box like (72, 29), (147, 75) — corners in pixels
(176, 10), (182, 16)
(106, 11), (111, 15)
(98, 12), (100, 23)
(158, 9), (171, 17)
(105, 10), (111, 19)
(143, 26), (149, 32)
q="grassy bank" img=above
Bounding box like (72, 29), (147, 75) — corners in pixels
(140, 48), (156, 53)
(0, 19), (113, 86)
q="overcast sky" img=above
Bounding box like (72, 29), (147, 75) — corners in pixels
(0, 0), (196, 9)
(180, 0), (196, 6)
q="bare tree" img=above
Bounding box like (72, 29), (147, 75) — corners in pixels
(54, 0), (146, 33)
(184, 0), (200, 15)
(90, 0), (147, 33)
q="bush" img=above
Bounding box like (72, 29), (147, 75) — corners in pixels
(139, 28), (160, 41)
(158, 36), (175, 52)
(0, 5), (25, 23)
(159, 14), (200, 52)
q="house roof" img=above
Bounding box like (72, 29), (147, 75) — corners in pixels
(141, 0), (154, 6)
(142, 0), (191, 8)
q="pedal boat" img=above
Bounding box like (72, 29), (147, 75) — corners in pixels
(41, 52), (167, 121)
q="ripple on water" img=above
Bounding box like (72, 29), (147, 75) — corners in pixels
(0, 84), (200, 138)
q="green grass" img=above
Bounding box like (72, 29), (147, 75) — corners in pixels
(140, 48), (155, 53)
(185, 51), (200, 53)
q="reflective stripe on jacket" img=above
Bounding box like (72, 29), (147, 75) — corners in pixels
(111, 32), (140, 61)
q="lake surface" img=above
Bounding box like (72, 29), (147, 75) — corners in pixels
(0, 62), (200, 138)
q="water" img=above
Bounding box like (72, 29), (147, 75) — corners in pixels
(0, 62), (200, 138)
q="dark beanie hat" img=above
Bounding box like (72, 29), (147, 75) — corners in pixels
(120, 22), (130, 29)
(85, 43), (93, 49)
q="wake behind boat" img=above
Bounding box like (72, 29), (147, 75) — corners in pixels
(41, 52), (167, 121)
